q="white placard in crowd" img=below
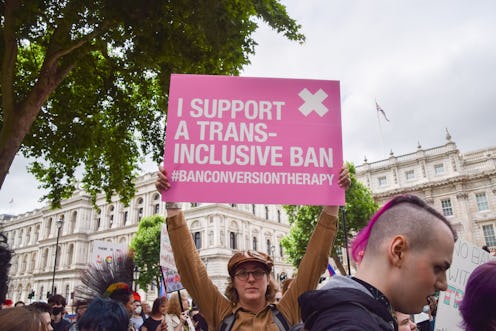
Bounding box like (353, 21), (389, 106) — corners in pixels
(91, 240), (128, 266)
(160, 224), (184, 292)
(160, 224), (178, 271)
(435, 239), (494, 331)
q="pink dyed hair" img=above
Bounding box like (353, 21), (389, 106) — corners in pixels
(351, 194), (456, 263)
(351, 199), (395, 263)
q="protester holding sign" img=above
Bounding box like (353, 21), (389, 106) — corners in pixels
(298, 194), (457, 330)
(165, 291), (195, 331)
(156, 165), (350, 330)
(142, 297), (168, 331)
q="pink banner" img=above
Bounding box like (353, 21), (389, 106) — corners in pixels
(163, 74), (344, 206)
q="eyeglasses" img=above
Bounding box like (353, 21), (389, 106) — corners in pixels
(234, 269), (267, 281)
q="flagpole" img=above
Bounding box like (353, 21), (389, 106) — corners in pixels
(375, 100), (387, 155)
(341, 206), (352, 275)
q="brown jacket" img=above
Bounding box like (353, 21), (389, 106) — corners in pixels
(166, 210), (337, 331)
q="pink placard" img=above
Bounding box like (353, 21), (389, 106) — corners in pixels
(163, 74), (343, 206)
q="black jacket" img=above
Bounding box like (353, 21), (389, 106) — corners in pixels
(298, 276), (397, 331)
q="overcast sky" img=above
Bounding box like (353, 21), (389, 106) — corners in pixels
(2, 0), (495, 215)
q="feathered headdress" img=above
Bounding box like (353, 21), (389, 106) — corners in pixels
(75, 253), (135, 305)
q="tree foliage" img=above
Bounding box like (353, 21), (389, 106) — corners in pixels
(281, 163), (378, 274)
(0, 0), (304, 207)
(129, 214), (165, 293)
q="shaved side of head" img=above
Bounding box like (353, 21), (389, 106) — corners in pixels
(363, 195), (457, 258)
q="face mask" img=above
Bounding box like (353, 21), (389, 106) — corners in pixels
(52, 307), (64, 315)
(135, 306), (142, 314)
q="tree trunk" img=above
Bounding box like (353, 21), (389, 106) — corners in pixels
(0, 103), (42, 188)
(0, 54), (77, 189)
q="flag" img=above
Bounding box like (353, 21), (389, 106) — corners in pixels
(327, 263), (336, 277)
(376, 101), (390, 122)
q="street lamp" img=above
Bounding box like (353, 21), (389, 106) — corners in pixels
(133, 266), (140, 291)
(270, 245), (276, 278)
(51, 217), (64, 296)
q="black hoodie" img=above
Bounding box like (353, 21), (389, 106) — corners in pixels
(298, 275), (397, 331)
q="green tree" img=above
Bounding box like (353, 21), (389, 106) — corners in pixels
(281, 163), (378, 275)
(130, 214), (165, 294)
(0, 0), (304, 207)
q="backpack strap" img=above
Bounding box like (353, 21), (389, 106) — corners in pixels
(219, 312), (236, 331)
(219, 305), (290, 331)
(269, 304), (290, 331)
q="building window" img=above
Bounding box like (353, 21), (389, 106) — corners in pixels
(26, 228), (31, 246)
(336, 248), (344, 263)
(266, 239), (271, 256)
(265, 206), (269, 220)
(42, 248), (48, 271)
(277, 210), (281, 223)
(96, 209), (101, 230)
(137, 207), (143, 222)
(67, 244), (74, 265)
(253, 237), (257, 251)
(231, 204), (237, 208)
(476, 192), (489, 211)
(279, 244), (283, 257)
(35, 225), (40, 242)
(21, 254), (27, 273)
(230, 232), (237, 249)
(378, 176), (387, 187)
(405, 170), (415, 180)
(123, 211), (128, 225)
(70, 212), (77, 234)
(434, 163), (444, 175)
(482, 224), (496, 247)
(193, 232), (201, 249)
(30, 253), (36, 272)
(65, 285), (70, 304)
(252, 204), (256, 215)
(46, 218), (52, 239)
(441, 199), (453, 216)
(154, 203), (160, 214)
(191, 202), (198, 207)
(55, 245), (61, 268)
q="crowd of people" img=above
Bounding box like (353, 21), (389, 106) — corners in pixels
(0, 165), (495, 330)
(0, 290), (207, 331)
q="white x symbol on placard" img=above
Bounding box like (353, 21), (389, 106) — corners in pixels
(298, 88), (329, 117)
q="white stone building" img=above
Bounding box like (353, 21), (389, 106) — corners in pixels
(1, 172), (294, 305)
(356, 133), (496, 252)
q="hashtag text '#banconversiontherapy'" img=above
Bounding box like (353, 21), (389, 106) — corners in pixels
(170, 169), (334, 186)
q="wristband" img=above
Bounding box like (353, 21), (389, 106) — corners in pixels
(166, 202), (182, 209)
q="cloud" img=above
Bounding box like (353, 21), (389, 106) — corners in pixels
(0, 156), (46, 215)
(242, 0), (496, 164)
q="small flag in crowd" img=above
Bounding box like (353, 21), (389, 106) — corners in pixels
(327, 263), (336, 277)
(159, 267), (167, 297)
(375, 101), (390, 122)
(159, 277), (166, 297)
